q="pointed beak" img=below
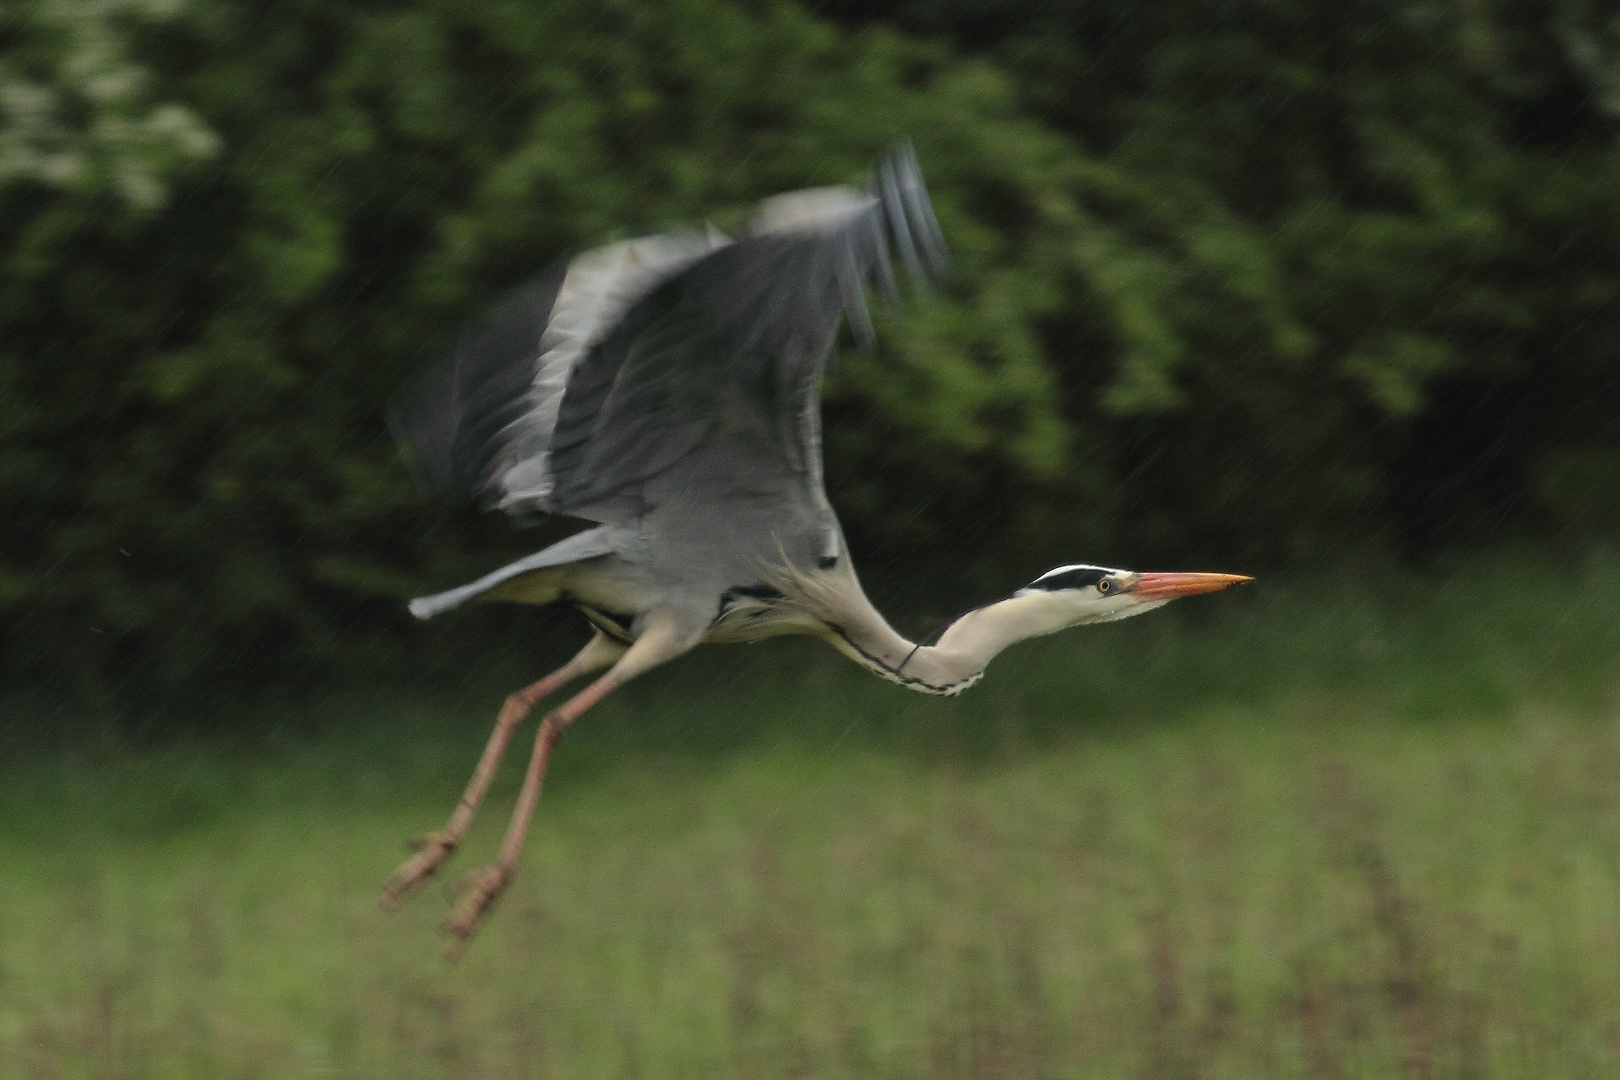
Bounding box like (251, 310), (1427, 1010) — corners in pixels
(1129, 572), (1253, 601)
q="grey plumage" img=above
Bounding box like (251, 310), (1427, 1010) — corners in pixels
(381, 144), (1248, 951)
(395, 144), (947, 635)
(405, 526), (617, 621)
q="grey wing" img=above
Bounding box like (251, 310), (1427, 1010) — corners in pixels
(391, 143), (947, 527)
(544, 146), (948, 522)
(389, 232), (727, 517)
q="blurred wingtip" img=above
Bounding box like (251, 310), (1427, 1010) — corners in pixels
(386, 370), (459, 499)
(873, 139), (951, 294)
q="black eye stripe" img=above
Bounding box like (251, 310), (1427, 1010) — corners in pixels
(1031, 568), (1108, 591)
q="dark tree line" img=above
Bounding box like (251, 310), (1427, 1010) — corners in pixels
(3, 0), (1618, 691)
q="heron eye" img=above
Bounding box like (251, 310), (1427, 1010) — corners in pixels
(1097, 579), (1112, 594)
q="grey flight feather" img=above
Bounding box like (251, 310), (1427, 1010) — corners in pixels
(390, 143), (947, 530)
(389, 266), (570, 502)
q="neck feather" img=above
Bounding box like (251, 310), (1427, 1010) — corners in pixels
(761, 558), (1075, 697)
(821, 591), (1074, 697)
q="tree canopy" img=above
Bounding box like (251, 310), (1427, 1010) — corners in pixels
(4, 0), (1618, 690)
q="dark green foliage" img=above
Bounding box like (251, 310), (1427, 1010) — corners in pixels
(817, 0), (1620, 556)
(3, 0), (1619, 689)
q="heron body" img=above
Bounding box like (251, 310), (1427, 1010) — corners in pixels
(382, 146), (1250, 951)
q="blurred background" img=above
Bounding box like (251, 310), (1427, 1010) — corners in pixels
(3, 0), (1620, 1076)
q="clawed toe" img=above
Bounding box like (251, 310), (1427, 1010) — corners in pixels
(379, 833), (458, 910)
(441, 864), (513, 954)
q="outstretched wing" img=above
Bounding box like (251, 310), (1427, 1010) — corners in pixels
(392, 143), (947, 525)
(388, 231), (725, 509)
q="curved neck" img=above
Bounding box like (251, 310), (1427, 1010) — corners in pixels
(825, 591), (1069, 696)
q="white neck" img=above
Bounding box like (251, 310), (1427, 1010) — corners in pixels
(825, 591), (1078, 697)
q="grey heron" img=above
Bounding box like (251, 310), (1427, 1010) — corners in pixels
(381, 144), (1250, 949)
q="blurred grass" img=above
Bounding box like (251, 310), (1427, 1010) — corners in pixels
(2, 548), (1620, 1078)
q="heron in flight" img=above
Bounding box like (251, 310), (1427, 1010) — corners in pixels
(382, 144), (1249, 948)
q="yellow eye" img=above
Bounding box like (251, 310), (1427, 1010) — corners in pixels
(1097, 579), (1112, 593)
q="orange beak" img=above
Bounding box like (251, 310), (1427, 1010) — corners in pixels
(1130, 572), (1253, 601)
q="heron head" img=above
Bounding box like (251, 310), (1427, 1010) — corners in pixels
(1015, 564), (1252, 628)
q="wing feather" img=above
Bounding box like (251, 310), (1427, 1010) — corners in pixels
(390, 233), (726, 513)
(392, 143), (948, 527)
(544, 147), (946, 519)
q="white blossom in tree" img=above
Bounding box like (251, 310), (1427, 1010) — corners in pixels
(0, 0), (218, 209)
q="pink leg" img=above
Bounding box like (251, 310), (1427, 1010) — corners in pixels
(380, 635), (620, 909)
(442, 674), (620, 950)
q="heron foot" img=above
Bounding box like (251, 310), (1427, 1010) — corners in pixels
(441, 864), (513, 956)
(379, 832), (458, 910)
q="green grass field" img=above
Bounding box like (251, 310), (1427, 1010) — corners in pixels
(3, 551), (1620, 1079)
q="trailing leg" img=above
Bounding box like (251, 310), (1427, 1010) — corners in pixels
(441, 616), (697, 954)
(380, 633), (624, 909)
